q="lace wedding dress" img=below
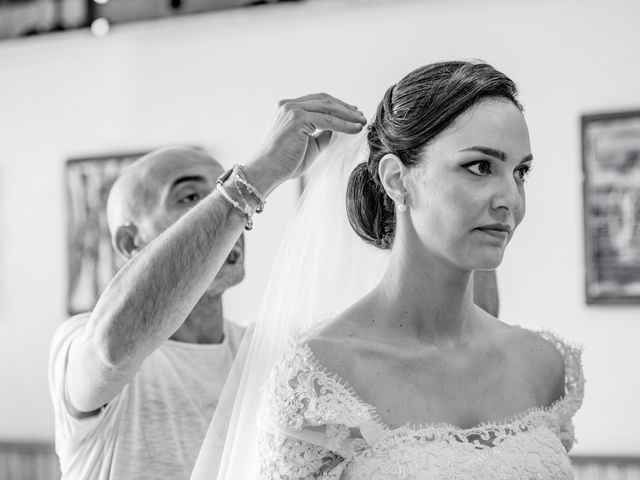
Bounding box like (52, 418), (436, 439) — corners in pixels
(257, 328), (584, 480)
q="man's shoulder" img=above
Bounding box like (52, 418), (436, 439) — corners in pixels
(49, 313), (95, 387)
(51, 313), (91, 352)
(57, 312), (91, 332)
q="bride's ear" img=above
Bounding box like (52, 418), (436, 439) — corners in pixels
(378, 153), (409, 212)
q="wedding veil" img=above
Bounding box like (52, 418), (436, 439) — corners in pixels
(190, 129), (390, 479)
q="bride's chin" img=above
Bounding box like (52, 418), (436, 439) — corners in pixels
(464, 253), (504, 271)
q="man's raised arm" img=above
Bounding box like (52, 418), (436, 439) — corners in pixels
(65, 94), (367, 414)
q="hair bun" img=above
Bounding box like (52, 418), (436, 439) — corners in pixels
(346, 161), (395, 250)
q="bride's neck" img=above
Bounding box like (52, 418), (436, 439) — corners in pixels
(373, 236), (477, 346)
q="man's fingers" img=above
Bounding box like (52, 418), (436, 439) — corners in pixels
(299, 110), (365, 135)
(279, 93), (362, 117)
(296, 98), (367, 125)
(278, 93), (367, 134)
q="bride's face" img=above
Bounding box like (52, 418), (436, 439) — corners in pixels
(404, 97), (532, 270)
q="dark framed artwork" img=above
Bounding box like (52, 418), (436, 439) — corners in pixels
(582, 111), (640, 304)
(66, 152), (146, 315)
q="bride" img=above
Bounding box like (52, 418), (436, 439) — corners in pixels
(191, 60), (584, 480)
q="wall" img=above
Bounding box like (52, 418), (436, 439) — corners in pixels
(0, 0), (638, 455)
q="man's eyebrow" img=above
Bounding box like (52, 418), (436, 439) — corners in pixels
(460, 146), (533, 163)
(169, 175), (207, 191)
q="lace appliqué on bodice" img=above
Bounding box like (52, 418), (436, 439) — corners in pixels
(257, 329), (585, 480)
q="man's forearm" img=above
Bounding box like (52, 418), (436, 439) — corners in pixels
(90, 161), (280, 368)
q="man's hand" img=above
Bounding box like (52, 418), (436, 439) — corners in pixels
(245, 93), (367, 197)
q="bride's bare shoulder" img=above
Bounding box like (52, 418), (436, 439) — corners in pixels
(497, 322), (566, 406)
(470, 310), (565, 406)
(305, 304), (372, 377)
(480, 312), (564, 370)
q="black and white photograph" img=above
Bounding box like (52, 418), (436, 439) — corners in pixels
(1, 1), (640, 480)
(583, 111), (640, 304)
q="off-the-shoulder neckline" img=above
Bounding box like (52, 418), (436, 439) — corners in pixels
(289, 324), (583, 436)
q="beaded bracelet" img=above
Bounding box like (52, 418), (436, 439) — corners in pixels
(216, 164), (265, 231)
(232, 165), (266, 213)
(216, 183), (254, 230)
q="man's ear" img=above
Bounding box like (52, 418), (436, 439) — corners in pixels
(378, 153), (408, 206)
(113, 223), (139, 260)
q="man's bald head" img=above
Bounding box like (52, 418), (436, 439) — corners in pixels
(107, 146), (224, 259)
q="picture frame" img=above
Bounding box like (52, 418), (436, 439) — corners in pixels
(582, 110), (640, 304)
(66, 152), (146, 315)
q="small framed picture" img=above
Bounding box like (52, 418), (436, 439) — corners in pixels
(582, 110), (640, 304)
(66, 152), (146, 315)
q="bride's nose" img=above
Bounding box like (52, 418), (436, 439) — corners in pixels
(490, 175), (524, 216)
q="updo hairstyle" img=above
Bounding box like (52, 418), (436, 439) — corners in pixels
(346, 61), (522, 250)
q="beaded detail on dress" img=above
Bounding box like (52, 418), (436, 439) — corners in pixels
(257, 328), (585, 480)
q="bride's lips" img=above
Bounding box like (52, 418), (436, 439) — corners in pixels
(475, 223), (512, 240)
(476, 228), (509, 240)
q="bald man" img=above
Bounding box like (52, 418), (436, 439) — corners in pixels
(49, 147), (247, 480)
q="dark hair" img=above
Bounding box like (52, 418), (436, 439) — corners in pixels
(346, 61), (522, 249)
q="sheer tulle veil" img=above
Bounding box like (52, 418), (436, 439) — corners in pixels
(190, 129), (389, 480)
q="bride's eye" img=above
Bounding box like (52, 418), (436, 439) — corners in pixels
(515, 165), (532, 183)
(463, 160), (492, 176)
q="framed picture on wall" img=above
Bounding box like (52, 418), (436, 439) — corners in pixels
(66, 152), (146, 315)
(582, 110), (640, 304)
